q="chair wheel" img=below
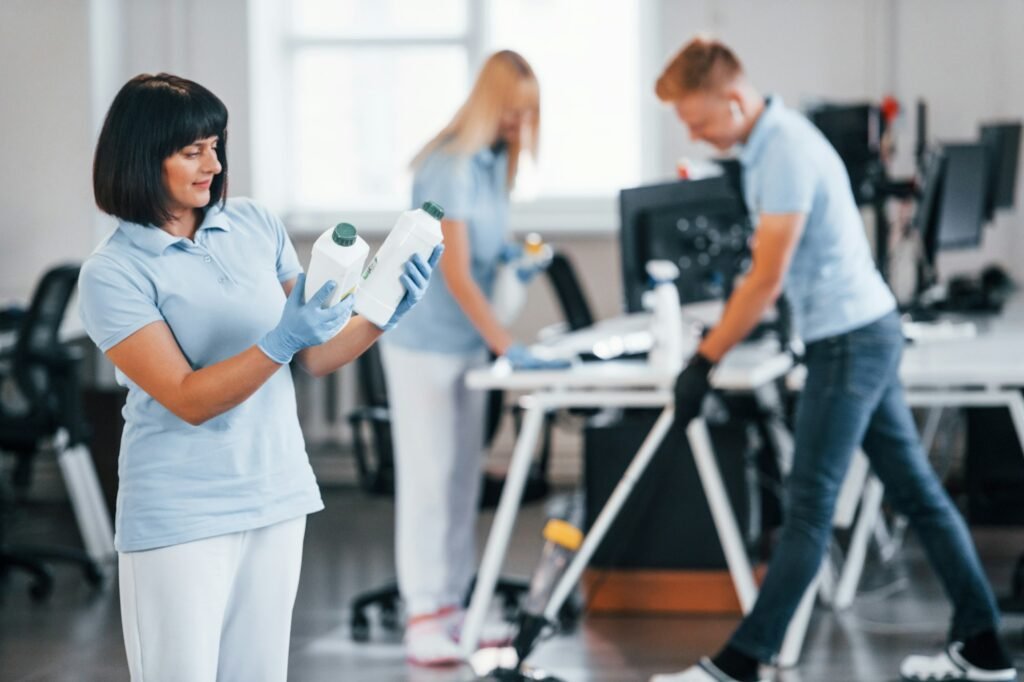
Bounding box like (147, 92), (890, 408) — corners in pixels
(379, 604), (400, 631)
(502, 595), (521, 623)
(350, 612), (370, 642)
(557, 599), (580, 632)
(83, 562), (105, 587)
(29, 576), (53, 603)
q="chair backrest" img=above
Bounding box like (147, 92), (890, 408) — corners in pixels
(544, 252), (594, 332)
(10, 263), (81, 411)
(356, 343), (389, 409)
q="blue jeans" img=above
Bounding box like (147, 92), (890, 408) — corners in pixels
(729, 310), (1001, 662)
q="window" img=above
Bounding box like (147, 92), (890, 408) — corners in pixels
(252, 0), (650, 228)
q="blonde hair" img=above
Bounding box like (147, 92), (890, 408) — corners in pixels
(411, 50), (540, 189)
(655, 36), (744, 101)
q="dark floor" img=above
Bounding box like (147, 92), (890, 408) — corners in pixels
(3, 473), (1024, 682)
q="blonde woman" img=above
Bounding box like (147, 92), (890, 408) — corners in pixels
(381, 50), (563, 665)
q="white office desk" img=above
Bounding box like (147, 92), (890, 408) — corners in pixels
(459, 339), (813, 665)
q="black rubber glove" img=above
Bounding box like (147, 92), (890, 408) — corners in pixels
(674, 353), (714, 427)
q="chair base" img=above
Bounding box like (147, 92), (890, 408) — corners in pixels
(349, 576), (531, 643)
(0, 544), (105, 601)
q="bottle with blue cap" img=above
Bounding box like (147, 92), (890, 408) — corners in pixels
(356, 201), (445, 327)
(305, 222), (370, 309)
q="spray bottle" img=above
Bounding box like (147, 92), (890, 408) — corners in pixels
(645, 260), (685, 373)
(492, 233), (553, 326)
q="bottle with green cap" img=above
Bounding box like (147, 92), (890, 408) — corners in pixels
(305, 221), (370, 310)
(355, 201), (445, 327)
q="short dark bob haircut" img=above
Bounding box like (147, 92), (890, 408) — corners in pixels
(93, 73), (228, 227)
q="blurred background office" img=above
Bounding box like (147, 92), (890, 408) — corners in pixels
(2, 1), (1024, 681)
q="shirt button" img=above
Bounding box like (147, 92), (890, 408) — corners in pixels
(218, 277), (226, 284)
(204, 256), (212, 263)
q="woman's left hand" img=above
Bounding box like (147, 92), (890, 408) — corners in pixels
(379, 244), (445, 331)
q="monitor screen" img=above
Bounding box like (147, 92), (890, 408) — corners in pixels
(979, 122), (1021, 217)
(619, 176), (752, 313)
(807, 103), (885, 205)
(914, 148), (946, 269)
(935, 143), (989, 251)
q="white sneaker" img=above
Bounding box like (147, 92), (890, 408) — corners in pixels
(445, 609), (515, 649)
(900, 642), (1017, 681)
(404, 612), (464, 667)
(649, 657), (766, 682)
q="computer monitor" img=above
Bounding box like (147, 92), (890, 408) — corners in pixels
(619, 175), (752, 313)
(916, 143), (989, 272)
(979, 122), (1021, 219)
(806, 103), (886, 205)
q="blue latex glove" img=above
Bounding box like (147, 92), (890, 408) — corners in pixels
(504, 343), (571, 371)
(379, 244), (445, 331)
(258, 273), (355, 364)
(499, 242), (550, 283)
(515, 260), (549, 284)
(498, 242), (523, 265)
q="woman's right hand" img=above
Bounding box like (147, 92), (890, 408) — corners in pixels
(258, 273), (354, 364)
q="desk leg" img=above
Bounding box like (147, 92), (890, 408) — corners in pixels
(1006, 392), (1024, 456)
(461, 400), (547, 656)
(687, 418), (758, 613)
(833, 474), (885, 610)
(57, 440), (115, 561)
(777, 564), (823, 668)
(541, 406), (677, 624)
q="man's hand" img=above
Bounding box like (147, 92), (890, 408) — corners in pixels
(674, 353), (714, 427)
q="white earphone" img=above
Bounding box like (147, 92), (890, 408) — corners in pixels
(730, 100), (743, 123)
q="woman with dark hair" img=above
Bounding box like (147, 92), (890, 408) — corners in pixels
(79, 73), (442, 681)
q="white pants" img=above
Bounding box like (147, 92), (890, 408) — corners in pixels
(118, 516), (306, 682)
(381, 343), (488, 617)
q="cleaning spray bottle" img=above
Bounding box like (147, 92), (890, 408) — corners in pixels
(645, 260), (684, 373)
(492, 232), (553, 326)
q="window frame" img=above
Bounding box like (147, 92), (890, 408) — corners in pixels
(250, 0), (662, 236)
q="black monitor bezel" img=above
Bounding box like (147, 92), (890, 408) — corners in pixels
(618, 176), (750, 313)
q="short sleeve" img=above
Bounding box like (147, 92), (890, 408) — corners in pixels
(271, 213), (302, 282)
(78, 256), (164, 352)
(245, 199), (302, 282)
(756, 140), (816, 215)
(415, 153), (473, 221)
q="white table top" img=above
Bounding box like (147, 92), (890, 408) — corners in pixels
(466, 338), (793, 393)
(900, 328), (1024, 389)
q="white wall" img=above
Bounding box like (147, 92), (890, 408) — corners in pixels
(0, 0), (251, 304)
(0, 0), (95, 304)
(2, 0), (1022, 308)
(655, 0), (1024, 283)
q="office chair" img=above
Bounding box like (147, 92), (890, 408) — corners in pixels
(544, 252), (595, 333)
(346, 343), (534, 641)
(0, 263), (105, 601)
(347, 250), (595, 641)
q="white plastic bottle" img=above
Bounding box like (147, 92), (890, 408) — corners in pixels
(645, 260), (684, 373)
(492, 232), (553, 326)
(355, 201), (445, 327)
(305, 222), (370, 309)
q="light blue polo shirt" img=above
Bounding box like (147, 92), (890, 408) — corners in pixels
(385, 145), (509, 354)
(77, 197), (323, 552)
(739, 96), (896, 343)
